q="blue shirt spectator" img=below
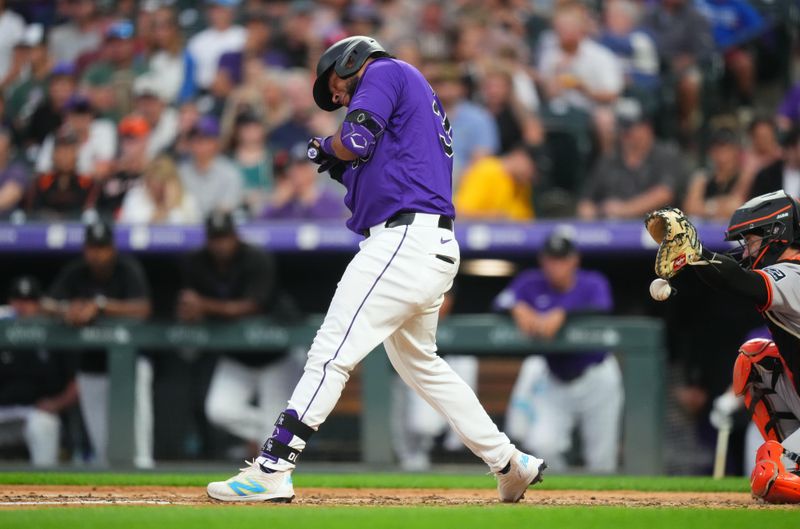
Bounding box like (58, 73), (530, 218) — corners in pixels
(694, 0), (765, 50)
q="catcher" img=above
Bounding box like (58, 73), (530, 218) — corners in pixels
(646, 190), (800, 503)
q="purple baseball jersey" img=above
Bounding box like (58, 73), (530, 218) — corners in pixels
(493, 269), (613, 381)
(338, 58), (456, 234)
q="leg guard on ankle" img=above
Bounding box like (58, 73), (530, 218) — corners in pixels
(751, 441), (800, 504)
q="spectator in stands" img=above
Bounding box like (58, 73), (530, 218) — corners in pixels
(170, 99), (201, 161)
(6, 25), (52, 129)
(694, 0), (765, 107)
(132, 75), (178, 158)
(597, 0), (660, 106)
(268, 70), (328, 152)
(119, 155), (199, 225)
(260, 144), (345, 220)
(179, 211), (297, 455)
(143, 6), (196, 105)
(0, 127), (28, 218)
(642, 0), (714, 138)
(777, 82), (800, 133)
(96, 115), (152, 219)
(429, 62), (499, 185)
(274, 0), (314, 68)
(749, 128), (800, 199)
(214, 11), (289, 96)
(81, 20), (147, 122)
(577, 101), (683, 220)
(25, 128), (97, 220)
(683, 128), (746, 220)
(455, 146), (536, 221)
(0, 0), (25, 85)
(35, 94), (117, 180)
(23, 63), (76, 148)
(343, 4), (383, 41)
(740, 117), (783, 191)
(1, 22), (40, 93)
(230, 112), (272, 215)
(187, 0), (246, 91)
(480, 64), (541, 157)
(179, 115), (243, 217)
(0, 276), (78, 467)
(47, 0), (102, 66)
(494, 229), (623, 472)
(537, 1), (624, 155)
(41, 221), (153, 468)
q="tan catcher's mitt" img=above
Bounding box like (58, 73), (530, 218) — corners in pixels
(644, 207), (703, 279)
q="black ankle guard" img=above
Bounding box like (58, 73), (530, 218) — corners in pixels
(262, 438), (301, 464)
(276, 412), (314, 442)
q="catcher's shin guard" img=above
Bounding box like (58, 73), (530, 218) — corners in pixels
(733, 339), (799, 442)
(750, 441), (800, 503)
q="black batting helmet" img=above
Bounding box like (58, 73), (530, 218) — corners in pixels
(725, 190), (800, 269)
(312, 36), (389, 112)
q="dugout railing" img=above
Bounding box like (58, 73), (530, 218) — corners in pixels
(0, 315), (665, 474)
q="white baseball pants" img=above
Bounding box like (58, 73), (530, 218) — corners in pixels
(205, 354), (299, 443)
(0, 406), (60, 466)
(505, 354), (624, 472)
(285, 215), (516, 472)
(76, 357), (154, 468)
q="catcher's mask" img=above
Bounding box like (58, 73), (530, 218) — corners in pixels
(725, 190), (800, 269)
(312, 36), (390, 112)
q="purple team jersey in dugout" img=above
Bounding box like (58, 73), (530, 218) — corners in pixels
(338, 58), (456, 234)
(493, 270), (613, 381)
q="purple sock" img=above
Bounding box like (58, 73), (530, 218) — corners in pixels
(260, 408), (298, 464)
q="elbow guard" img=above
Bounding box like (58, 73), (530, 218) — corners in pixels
(340, 109), (385, 159)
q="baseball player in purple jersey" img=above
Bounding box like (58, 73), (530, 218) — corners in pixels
(207, 36), (546, 503)
(493, 230), (623, 472)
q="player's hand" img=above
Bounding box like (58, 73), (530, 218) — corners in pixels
(511, 303), (540, 336)
(537, 308), (566, 340)
(177, 289), (204, 322)
(710, 390), (741, 430)
(307, 137), (335, 166)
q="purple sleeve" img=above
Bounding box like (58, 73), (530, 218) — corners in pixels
(492, 271), (539, 311)
(346, 60), (401, 124)
(3, 162), (30, 187)
(583, 272), (613, 312)
(778, 85), (800, 121)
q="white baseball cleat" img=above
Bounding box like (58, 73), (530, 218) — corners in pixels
(496, 450), (547, 503)
(207, 460), (295, 502)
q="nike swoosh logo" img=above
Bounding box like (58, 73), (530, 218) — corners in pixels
(440, 237), (452, 244)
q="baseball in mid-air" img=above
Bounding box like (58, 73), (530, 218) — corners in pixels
(649, 278), (673, 301)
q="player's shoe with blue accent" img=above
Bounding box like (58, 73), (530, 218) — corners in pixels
(496, 450), (547, 503)
(207, 460), (295, 502)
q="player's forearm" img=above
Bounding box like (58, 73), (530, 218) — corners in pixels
(331, 127), (358, 161)
(104, 299), (152, 320)
(200, 298), (261, 319)
(691, 250), (769, 305)
(621, 186), (675, 218)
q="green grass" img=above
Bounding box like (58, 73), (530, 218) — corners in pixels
(0, 471), (749, 492)
(0, 506), (797, 529)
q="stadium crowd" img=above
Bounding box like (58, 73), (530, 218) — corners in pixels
(0, 0), (798, 475)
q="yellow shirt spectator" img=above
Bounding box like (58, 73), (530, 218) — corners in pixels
(454, 150), (535, 221)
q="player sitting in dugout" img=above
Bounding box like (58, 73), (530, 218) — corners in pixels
(645, 190), (800, 503)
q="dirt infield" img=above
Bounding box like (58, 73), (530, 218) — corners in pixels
(0, 484), (789, 509)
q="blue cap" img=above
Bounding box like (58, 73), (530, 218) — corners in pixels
(206, 0), (240, 6)
(190, 115), (221, 138)
(65, 94), (92, 113)
(105, 20), (134, 40)
(51, 61), (76, 77)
